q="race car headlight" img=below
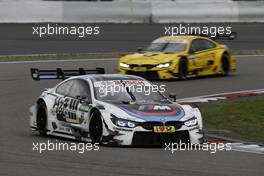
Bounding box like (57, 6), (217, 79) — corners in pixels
(117, 120), (127, 127)
(120, 62), (129, 68)
(111, 114), (138, 128)
(127, 121), (136, 128)
(184, 117), (198, 127)
(156, 62), (171, 68)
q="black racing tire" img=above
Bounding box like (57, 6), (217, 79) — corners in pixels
(36, 102), (47, 136)
(89, 110), (103, 144)
(178, 58), (188, 80)
(221, 54), (230, 76)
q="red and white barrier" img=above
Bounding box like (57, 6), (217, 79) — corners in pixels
(178, 89), (264, 104)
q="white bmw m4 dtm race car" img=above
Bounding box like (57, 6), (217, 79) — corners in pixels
(30, 68), (204, 146)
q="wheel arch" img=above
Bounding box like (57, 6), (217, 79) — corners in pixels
(179, 56), (189, 69)
(178, 55), (188, 63)
(89, 107), (101, 119)
(216, 50), (230, 63)
(88, 107), (104, 143)
(36, 98), (48, 136)
(177, 56), (189, 80)
(88, 107), (103, 127)
(222, 51), (232, 66)
(36, 98), (46, 106)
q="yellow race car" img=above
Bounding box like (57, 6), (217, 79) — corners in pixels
(118, 34), (236, 80)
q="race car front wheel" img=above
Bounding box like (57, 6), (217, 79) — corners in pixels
(178, 58), (188, 80)
(221, 54), (230, 76)
(89, 110), (103, 144)
(36, 102), (47, 136)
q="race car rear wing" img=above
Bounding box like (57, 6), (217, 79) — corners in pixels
(30, 67), (105, 81)
(196, 32), (237, 40)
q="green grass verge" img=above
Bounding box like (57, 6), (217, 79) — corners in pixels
(199, 95), (264, 143)
(0, 49), (264, 62)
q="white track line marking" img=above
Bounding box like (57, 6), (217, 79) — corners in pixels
(0, 58), (118, 64)
(238, 145), (260, 149)
(236, 54), (264, 57)
(231, 149), (264, 155)
(230, 143), (244, 146)
(0, 54), (263, 64)
(228, 143), (264, 154)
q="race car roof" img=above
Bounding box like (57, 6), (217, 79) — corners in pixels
(158, 35), (198, 41)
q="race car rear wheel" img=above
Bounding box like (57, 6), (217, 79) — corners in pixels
(89, 110), (103, 144)
(221, 54), (230, 76)
(36, 102), (47, 136)
(178, 58), (188, 80)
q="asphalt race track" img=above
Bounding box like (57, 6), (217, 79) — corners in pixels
(0, 23), (264, 55)
(0, 55), (264, 176)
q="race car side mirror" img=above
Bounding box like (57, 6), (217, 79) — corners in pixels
(189, 48), (195, 54)
(77, 96), (91, 104)
(229, 32), (237, 40)
(137, 47), (143, 52)
(169, 93), (177, 102)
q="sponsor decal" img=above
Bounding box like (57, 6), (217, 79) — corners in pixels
(117, 103), (185, 121)
(153, 126), (176, 133)
(124, 103), (179, 116)
(79, 104), (91, 112)
(53, 97), (85, 124)
(138, 105), (171, 111)
(76, 115), (85, 124)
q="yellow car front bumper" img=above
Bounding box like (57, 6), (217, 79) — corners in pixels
(119, 68), (177, 80)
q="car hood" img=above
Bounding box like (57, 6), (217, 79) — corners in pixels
(102, 101), (186, 121)
(120, 52), (184, 65)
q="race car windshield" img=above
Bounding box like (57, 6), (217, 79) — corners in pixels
(93, 80), (169, 103)
(146, 40), (187, 53)
(131, 90), (168, 103)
